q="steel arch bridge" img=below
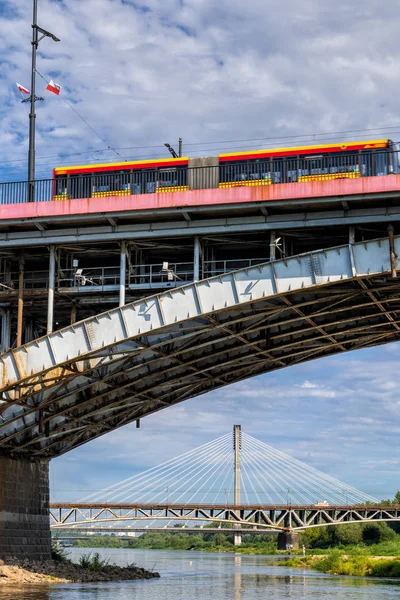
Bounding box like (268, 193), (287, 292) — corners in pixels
(49, 503), (400, 533)
(1, 235), (400, 458)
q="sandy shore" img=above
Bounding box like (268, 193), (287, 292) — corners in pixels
(0, 558), (160, 584)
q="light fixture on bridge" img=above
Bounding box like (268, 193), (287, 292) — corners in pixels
(161, 262), (181, 282)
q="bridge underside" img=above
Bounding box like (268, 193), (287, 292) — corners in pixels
(1, 236), (400, 458)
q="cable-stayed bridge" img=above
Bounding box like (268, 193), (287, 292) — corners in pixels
(50, 427), (399, 549)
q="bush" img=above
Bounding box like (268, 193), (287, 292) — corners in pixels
(333, 524), (363, 546)
(79, 552), (110, 571)
(51, 542), (69, 563)
(370, 558), (400, 578)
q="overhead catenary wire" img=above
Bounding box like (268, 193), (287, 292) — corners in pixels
(2, 122), (400, 179)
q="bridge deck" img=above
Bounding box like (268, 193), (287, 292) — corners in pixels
(50, 502), (400, 532)
(0, 176), (399, 248)
(1, 175), (400, 223)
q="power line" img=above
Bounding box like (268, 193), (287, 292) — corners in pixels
(35, 70), (123, 159)
(3, 123), (400, 168)
(2, 124), (400, 182)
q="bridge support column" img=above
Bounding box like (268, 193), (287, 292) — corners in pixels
(0, 309), (11, 352)
(277, 532), (299, 551)
(270, 231), (276, 260)
(17, 254), (24, 347)
(119, 241), (127, 307)
(233, 424), (242, 546)
(0, 456), (51, 559)
(193, 236), (201, 282)
(47, 245), (56, 335)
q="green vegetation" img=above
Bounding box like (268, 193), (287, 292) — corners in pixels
(278, 490), (400, 578)
(51, 541), (69, 563)
(71, 530), (279, 554)
(79, 552), (111, 571)
(282, 549), (400, 578)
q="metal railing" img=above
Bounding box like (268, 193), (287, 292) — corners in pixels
(203, 258), (268, 278)
(130, 262), (194, 287)
(0, 259), (270, 293)
(58, 267), (120, 290)
(1, 270), (49, 290)
(0, 149), (398, 204)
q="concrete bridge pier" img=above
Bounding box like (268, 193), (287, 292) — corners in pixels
(277, 531), (299, 551)
(0, 456), (51, 559)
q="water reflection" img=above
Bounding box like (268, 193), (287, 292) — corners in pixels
(234, 554), (241, 600)
(0, 587), (50, 600)
(0, 549), (399, 599)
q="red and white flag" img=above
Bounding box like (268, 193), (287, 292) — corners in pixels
(46, 79), (61, 95)
(16, 82), (30, 95)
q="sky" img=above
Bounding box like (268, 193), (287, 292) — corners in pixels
(0, 0), (400, 501)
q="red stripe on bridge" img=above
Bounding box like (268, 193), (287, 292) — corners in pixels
(2, 175), (400, 221)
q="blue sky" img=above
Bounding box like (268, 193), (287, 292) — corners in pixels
(51, 343), (400, 503)
(0, 0), (399, 501)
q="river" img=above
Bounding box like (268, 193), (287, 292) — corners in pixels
(0, 548), (399, 599)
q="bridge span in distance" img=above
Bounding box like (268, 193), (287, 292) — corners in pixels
(49, 427), (398, 550)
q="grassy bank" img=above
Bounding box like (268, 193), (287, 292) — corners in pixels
(282, 549), (400, 578)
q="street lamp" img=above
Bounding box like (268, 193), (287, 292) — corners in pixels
(28, 0), (60, 201)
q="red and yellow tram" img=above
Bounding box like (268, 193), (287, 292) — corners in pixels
(52, 139), (396, 200)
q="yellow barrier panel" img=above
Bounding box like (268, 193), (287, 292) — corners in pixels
(156, 186), (189, 193)
(219, 179), (272, 188)
(298, 172), (361, 183)
(92, 190), (131, 198)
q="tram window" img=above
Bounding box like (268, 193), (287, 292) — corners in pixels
(376, 151), (388, 176)
(158, 168), (179, 188)
(70, 174), (91, 199)
(56, 178), (67, 195)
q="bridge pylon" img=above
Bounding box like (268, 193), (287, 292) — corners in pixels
(233, 424), (242, 546)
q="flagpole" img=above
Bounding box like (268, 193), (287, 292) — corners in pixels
(28, 0), (38, 201)
(27, 0), (60, 202)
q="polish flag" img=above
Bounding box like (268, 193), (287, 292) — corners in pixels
(46, 80), (61, 95)
(16, 82), (30, 95)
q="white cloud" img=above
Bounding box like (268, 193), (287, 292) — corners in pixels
(300, 381), (318, 389)
(2, 0), (400, 181)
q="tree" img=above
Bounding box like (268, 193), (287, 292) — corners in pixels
(332, 524), (363, 545)
(299, 526), (332, 548)
(362, 523), (397, 545)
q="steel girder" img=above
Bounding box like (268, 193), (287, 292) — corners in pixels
(1, 236), (400, 458)
(49, 503), (400, 532)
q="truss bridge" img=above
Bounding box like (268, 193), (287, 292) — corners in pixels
(50, 427), (397, 548)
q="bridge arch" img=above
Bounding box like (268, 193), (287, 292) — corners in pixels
(1, 235), (400, 458)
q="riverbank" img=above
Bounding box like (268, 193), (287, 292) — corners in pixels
(281, 551), (400, 577)
(0, 556), (160, 584)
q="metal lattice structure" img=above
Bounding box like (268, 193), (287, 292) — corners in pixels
(50, 429), (399, 533)
(50, 504), (400, 533)
(2, 236), (400, 458)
